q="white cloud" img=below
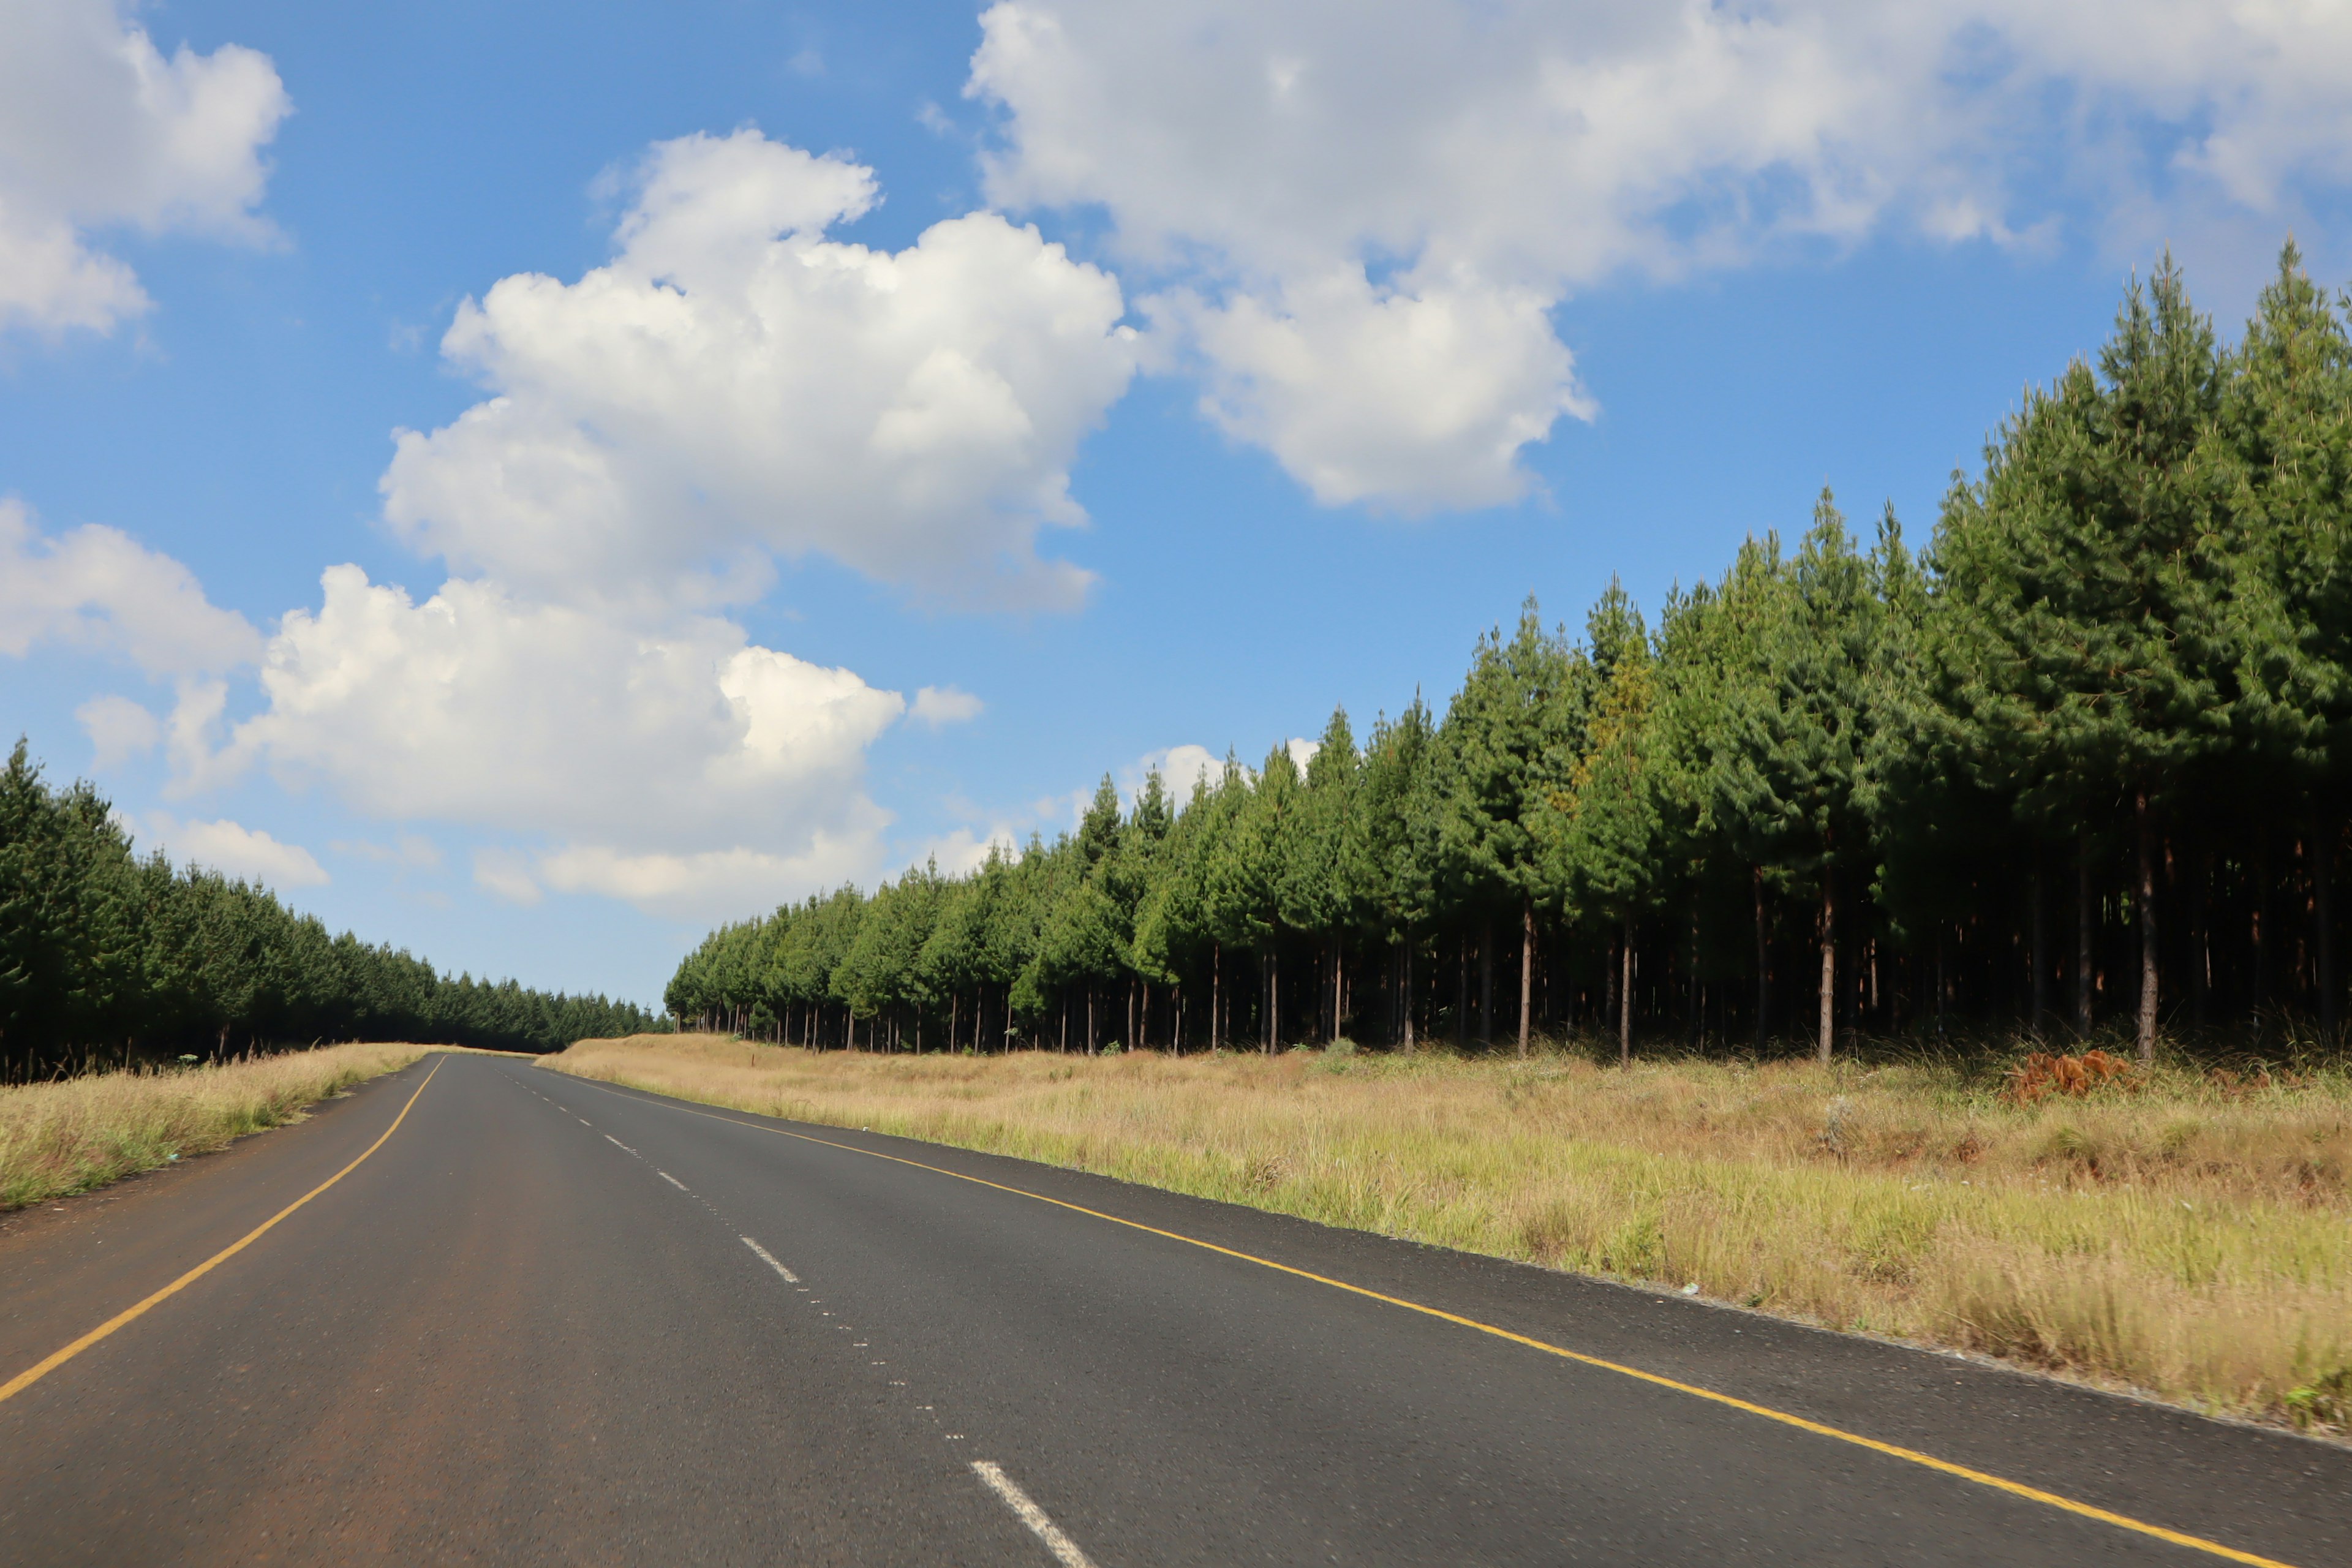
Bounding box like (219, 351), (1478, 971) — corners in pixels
(968, 0), (2352, 508)
(77, 693), (159, 770)
(1179, 269), (1590, 510)
(536, 838), (879, 921)
(1285, 736), (1320, 772)
(914, 825), (1020, 878)
(381, 128), (1138, 612)
(0, 498), (260, 675)
(192, 564), (910, 919)
(141, 811), (327, 888)
(910, 684), (986, 726)
(226, 565), (903, 841)
(1127, 742), (1222, 804)
(0, 0), (288, 334)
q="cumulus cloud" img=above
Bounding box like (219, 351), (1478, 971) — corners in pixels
(186, 564), (909, 917)
(0, 498), (260, 675)
(1178, 270), (1590, 510)
(0, 0), (288, 334)
(381, 128), (1138, 612)
(141, 811), (328, 888)
(227, 565), (902, 844)
(969, 0), (2352, 508)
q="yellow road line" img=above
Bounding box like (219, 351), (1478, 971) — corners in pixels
(1, 1057), (445, 1406)
(588, 1077), (2301, 1568)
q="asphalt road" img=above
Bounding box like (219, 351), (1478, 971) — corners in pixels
(2, 1052), (2346, 1566)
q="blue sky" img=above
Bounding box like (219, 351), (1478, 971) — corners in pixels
(7, 0), (2351, 1007)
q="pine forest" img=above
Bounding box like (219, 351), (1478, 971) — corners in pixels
(668, 249), (2352, 1068)
(0, 741), (662, 1079)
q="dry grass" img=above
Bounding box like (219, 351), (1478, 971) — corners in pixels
(0, 1044), (472, 1210)
(546, 1033), (2352, 1434)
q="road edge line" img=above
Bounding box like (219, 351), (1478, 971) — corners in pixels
(0, 1056), (447, 1406)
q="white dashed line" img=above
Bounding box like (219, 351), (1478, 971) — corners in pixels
(971, 1462), (1097, 1568)
(657, 1171), (688, 1191)
(606, 1135), (636, 1155)
(578, 1118), (592, 1127)
(740, 1236), (799, 1283)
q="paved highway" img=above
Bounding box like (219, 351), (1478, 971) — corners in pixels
(2, 1052), (2345, 1565)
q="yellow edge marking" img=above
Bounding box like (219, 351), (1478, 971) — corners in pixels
(576, 1074), (2301, 1568)
(0, 1057), (445, 1406)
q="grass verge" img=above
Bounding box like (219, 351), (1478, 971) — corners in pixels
(0, 1044), (476, 1210)
(543, 1032), (2352, 1436)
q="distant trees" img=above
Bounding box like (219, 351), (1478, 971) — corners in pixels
(0, 742), (660, 1079)
(672, 246), (2352, 1061)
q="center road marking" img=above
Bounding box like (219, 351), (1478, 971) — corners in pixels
(972, 1461), (1098, 1568)
(556, 1074), (2305, 1568)
(605, 1134), (636, 1155)
(741, 1237), (799, 1283)
(657, 1170), (688, 1191)
(1, 1057), (446, 1406)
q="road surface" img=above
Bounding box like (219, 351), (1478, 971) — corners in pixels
(2, 1052), (2344, 1566)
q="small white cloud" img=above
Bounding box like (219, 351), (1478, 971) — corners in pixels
(910, 685), (985, 727)
(143, 812), (327, 888)
(472, 847), (542, 905)
(0, 499), (260, 676)
(1286, 736), (1320, 771)
(1126, 742), (1221, 804)
(912, 825), (1020, 877)
(77, 693), (159, 771)
(789, 47), (824, 78)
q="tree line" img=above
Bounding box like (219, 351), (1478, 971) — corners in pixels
(671, 247), (2352, 1066)
(0, 741), (662, 1078)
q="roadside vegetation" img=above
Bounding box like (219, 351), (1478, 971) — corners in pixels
(0, 1042), (453, 1210)
(546, 1032), (2352, 1436)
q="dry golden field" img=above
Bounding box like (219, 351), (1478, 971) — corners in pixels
(0, 1043), (459, 1211)
(545, 1032), (2352, 1434)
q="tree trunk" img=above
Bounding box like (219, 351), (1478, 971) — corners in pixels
(1087, 987), (1096, 1055)
(1618, 917), (1633, 1066)
(2136, 790), (2158, 1063)
(1817, 875), (1835, 1065)
(1518, 899), (1534, 1058)
(2316, 802), (2339, 1044)
(1752, 865), (1769, 1054)
(950, 991), (959, 1053)
(1457, 933), (1469, 1046)
(1267, 946), (1280, 1053)
(2076, 825), (2095, 1035)
(1334, 938), (1346, 1046)
(1479, 920), (1494, 1046)
(1401, 935), (1416, 1051)
(2030, 858), (2048, 1036)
